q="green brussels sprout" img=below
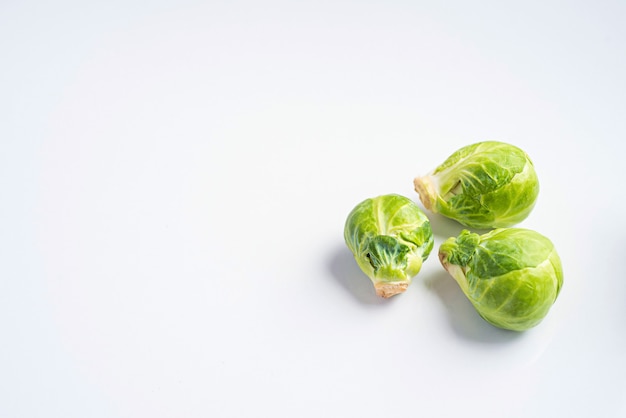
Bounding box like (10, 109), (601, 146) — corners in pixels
(413, 141), (539, 229)
(344, 194), (434, 298)
(439, 228), (563, 331)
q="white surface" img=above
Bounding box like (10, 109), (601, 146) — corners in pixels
(2, 1), (625, 417)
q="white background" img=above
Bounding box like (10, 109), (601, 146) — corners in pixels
(2, 1), (625, 417)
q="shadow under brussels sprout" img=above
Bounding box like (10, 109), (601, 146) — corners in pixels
(327, 244), (394, 306)
(328, 240), (523, 342)
(423, 270), (523, 343)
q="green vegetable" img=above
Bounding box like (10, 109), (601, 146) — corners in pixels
(439, 228), (563, 331)
(344, 194), (434, 298)
(413, 141), (539, 228)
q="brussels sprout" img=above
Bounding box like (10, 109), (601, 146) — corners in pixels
(439, 228), (563, 331)
(344, 194), (434, 298)
(413, 141), (539, 228)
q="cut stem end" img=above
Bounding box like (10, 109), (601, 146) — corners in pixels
(413, 176), (437, 212)
(374, 282), (409, 298)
